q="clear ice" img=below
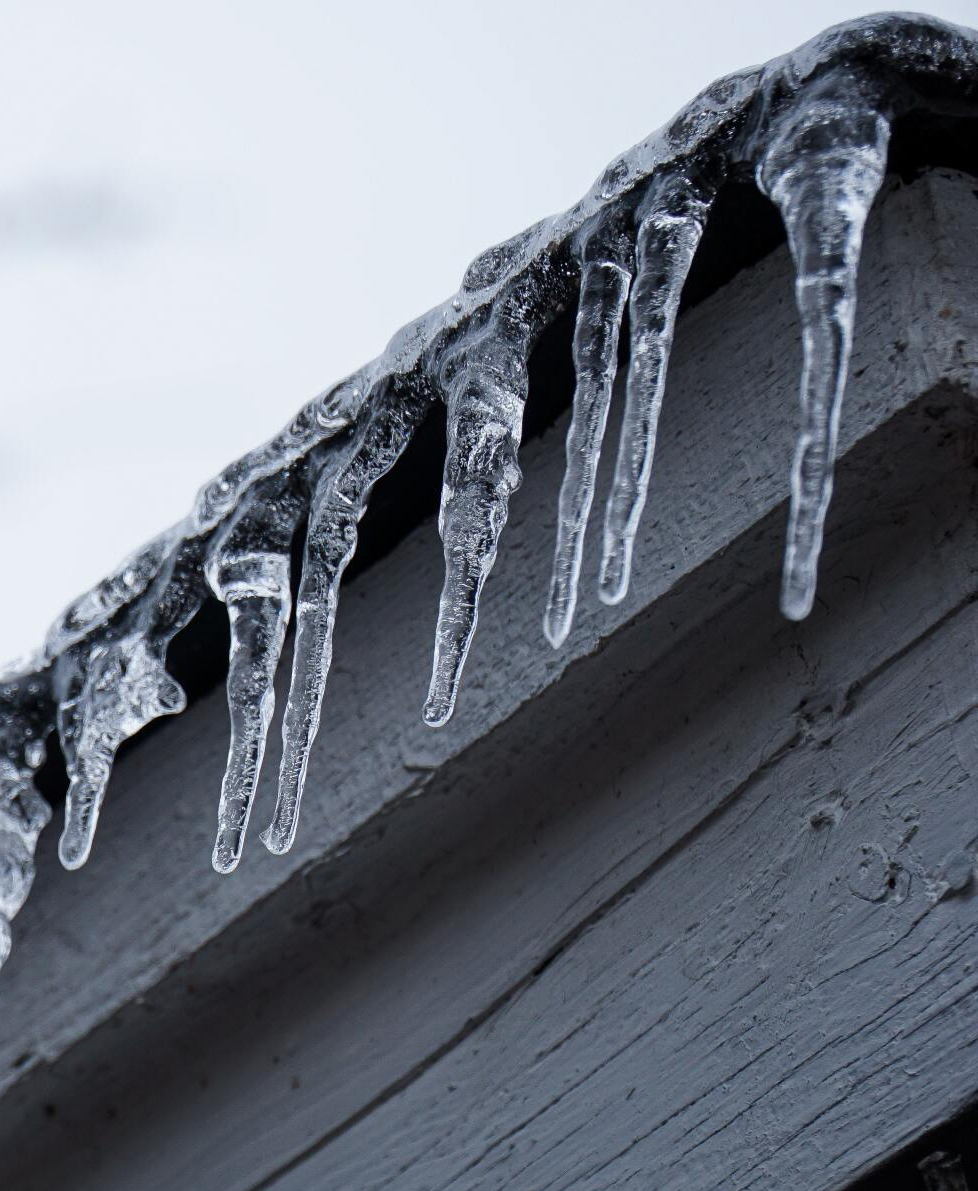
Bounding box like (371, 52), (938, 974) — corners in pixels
(265, 382), (432, 856)
(545, 223), (631, 647)
(599, 171), (715, 607)
(1, 12), (976, 969)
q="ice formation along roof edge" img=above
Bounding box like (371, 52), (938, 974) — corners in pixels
(0, 11), (976, 970)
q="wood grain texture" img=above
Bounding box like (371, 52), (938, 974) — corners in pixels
(0, 170), (975, 1191)
(279, 602), (978, 1191)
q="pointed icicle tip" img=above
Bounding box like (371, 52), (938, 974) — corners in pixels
(422, 694), (454, 729)
(59, 775), (107, 869)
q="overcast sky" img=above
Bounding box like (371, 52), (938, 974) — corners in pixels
(1, 1), (975, 665)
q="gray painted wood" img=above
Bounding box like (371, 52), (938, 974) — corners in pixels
(0, 170), (975, 1191)
(276, 583), (978, 1191)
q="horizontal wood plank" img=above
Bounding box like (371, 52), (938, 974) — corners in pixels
(0, 170), (976, 1191)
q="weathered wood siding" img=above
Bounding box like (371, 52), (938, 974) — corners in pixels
(0, 170), (975, 1191)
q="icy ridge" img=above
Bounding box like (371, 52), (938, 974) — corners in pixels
(1, 12), (976, 969)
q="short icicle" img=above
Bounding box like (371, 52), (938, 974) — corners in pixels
(756, 82), (890, 620)
(599, 171), (715, 606)
(57, 636), (187, 869)
(54, 544), (204, 869)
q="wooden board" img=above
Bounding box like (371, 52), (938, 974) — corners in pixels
(0, 170), (975, 1191)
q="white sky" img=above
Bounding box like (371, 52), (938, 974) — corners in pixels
(1, 1), (975, 664)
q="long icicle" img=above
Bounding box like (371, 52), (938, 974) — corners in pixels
(262, 383), (432, 855)
(545, 227), (631, 648)
(599, 173), (714, 605)
(209, 553), (292, 873)
(262, 501), (353, 855)
(206, 474), (309, 872)
(424, 308), (532, 726)
(757, 87), (889, 620)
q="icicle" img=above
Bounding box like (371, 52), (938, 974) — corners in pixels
(56, 636), (187, 869)
(0, 732), (51, 968)
(262, 383), (433, 855)
(756, 84), (889, 620)
(599, 172), (714, 605)
(211, 559), (289, 872)
(54, 545), (205, 869)
(205, 474), (306, 872)
(0, 14), (972, 952)
(261, 502), (350, 857)
(424, 306), (533, 726)
(545, 221), (631, 648)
